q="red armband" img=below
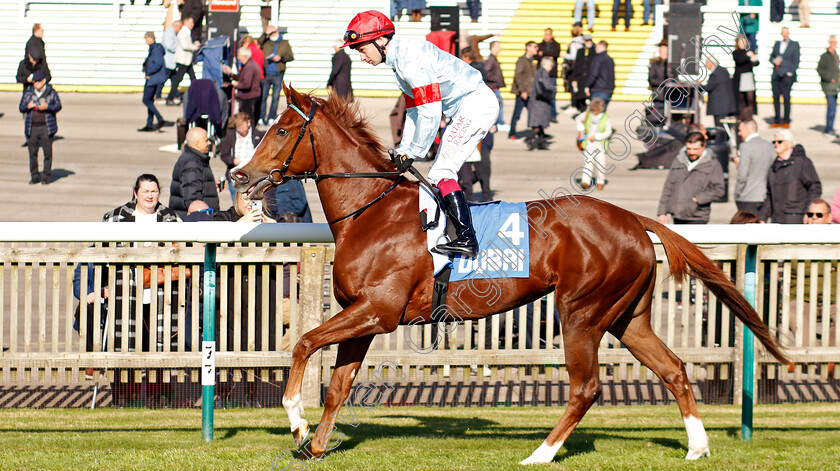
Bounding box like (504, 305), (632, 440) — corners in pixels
(405, 83), (442, 108)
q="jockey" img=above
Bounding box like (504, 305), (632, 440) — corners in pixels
(342, 10), (499, 257)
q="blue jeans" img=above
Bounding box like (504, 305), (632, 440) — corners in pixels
(612, 0), (633, 28)
(643, 0), (661, 23)
(466, 0), (480, 21)
(591, 90), (613, 110)
(574, 0), (595, 26)
(492, 89), (505, 125)
(142, 84), (163, 128)
(509, 95), (528, 138)
(261, 73), (284, 122)
(826, 93), (837, 134)
(745, 32), (758, 53)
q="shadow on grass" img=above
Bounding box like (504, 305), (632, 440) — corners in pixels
(558, 432), (685, 461)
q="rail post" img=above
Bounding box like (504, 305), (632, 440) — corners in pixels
(299, 246), (327, 408)
(201, 243), (217, 442)
(741, 244), (757, 441)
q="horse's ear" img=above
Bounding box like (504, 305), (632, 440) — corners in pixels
(284, 83), (303, 107)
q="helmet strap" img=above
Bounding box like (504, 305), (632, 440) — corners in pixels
(374, 37), (390, 64)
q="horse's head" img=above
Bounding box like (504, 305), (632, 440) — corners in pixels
(232, 84), (320, 200)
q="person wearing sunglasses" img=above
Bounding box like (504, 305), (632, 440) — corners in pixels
(803, 198), (832, 224)
(761, 129), (822, 223)
(340, 10), (499, 257)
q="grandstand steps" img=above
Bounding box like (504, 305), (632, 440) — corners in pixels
(497, 0), (656, 101)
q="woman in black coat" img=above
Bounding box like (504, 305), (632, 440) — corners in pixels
(570, 38), (595, 112)
(327, 40), (353, 101)
(527, 57), (556, 150)
(732, 35), (759, 118)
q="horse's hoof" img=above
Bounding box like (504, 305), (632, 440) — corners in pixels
(292, 420), (310, 445)
(685, 446), (710, 460)
(519, 441), (562, 465)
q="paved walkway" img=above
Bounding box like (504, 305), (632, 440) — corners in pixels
(1, 92), (838, 224)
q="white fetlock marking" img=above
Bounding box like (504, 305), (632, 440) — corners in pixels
(683, 415), (710, 459)
(283, 394), (306, 433)
(519, 440), (563, 465)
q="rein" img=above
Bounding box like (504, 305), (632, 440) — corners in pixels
(261, 99), (409, 225)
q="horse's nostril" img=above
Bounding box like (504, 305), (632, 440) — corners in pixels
(233, 171), (249, 183)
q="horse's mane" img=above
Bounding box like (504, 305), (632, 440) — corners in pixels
(313, 92), (387, 158)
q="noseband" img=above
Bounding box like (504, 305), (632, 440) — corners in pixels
(253, 98), (406, 225)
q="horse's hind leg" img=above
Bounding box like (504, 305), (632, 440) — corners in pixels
(519, 329), (602, 465)
(610, 314), (710, 459)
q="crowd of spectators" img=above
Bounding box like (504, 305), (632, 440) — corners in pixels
(11, 2), (840, 411)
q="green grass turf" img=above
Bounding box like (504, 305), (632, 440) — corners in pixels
(0, 404), (838, 470)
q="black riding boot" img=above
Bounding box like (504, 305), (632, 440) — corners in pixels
(433, 190), (479, 257)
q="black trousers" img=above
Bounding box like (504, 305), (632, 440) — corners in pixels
(771, 75), (795, 124)
(457, 155), (492, 202)
(238, 97), (258, 130)
(167, 64), (196, 101)
(142, 85), (164, 127)
(509, 95), (528, 138)
(736, 201), (763, 215)
(28, 125), (52, 179)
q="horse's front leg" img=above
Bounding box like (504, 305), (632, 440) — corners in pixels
(282, 299), (400, 445)
(301, 335), (375, 459)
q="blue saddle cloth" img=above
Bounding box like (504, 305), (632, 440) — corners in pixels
(450, 201), (530, 281)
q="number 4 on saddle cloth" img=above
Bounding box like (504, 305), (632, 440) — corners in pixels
(419, 185), (530, 282)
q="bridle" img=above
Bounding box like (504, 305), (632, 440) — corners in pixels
(247, 98), (406, 225)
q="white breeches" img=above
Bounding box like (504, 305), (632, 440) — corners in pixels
(428, 84), (499, 184)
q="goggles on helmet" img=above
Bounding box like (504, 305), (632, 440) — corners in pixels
(343, 30), (360, 44)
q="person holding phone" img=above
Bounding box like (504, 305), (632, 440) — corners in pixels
(212, 192), (275, 223)
(19, 70), (60, 185)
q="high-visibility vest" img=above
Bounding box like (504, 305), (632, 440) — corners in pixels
(584, 111), (610, 152)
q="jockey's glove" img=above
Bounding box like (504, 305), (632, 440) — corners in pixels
(388, 149), (415, 173)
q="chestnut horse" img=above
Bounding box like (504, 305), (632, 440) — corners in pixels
(232, 85), (787, 465)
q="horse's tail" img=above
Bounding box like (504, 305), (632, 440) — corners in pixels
(635, 214), (789, 364)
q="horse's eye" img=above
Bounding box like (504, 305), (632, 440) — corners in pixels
(276, 128), (288, 136)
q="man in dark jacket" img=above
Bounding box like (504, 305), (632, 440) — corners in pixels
(647, 39), (668, 125)
(509, 41), (538, 139)
(19, 70), (61, 185)
(140, 32), (169, 132)
(703, 58), (736, 127)
(536, 28), (561, 121)
(258, 26), (295, 124)
(265, 179), (313, 222)
(769, 27), (800, 127)
(219, 112), (265, 201)
(657, 132), (725, 224)
(225, 46), (262, 128)
(170, 127), (220, 217)
(327, 39), (353, 100)
(17, 24), (50, 92)
(817, 36), (839, 137)
(484, 41), (506, 129)
(181, 0), (205, 42)
(570, 34), (595, 112)
(585, 40), (616, 109)
(761, 130), (822, 223)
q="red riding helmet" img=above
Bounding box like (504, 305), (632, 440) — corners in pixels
(341, 10), (395, 49)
